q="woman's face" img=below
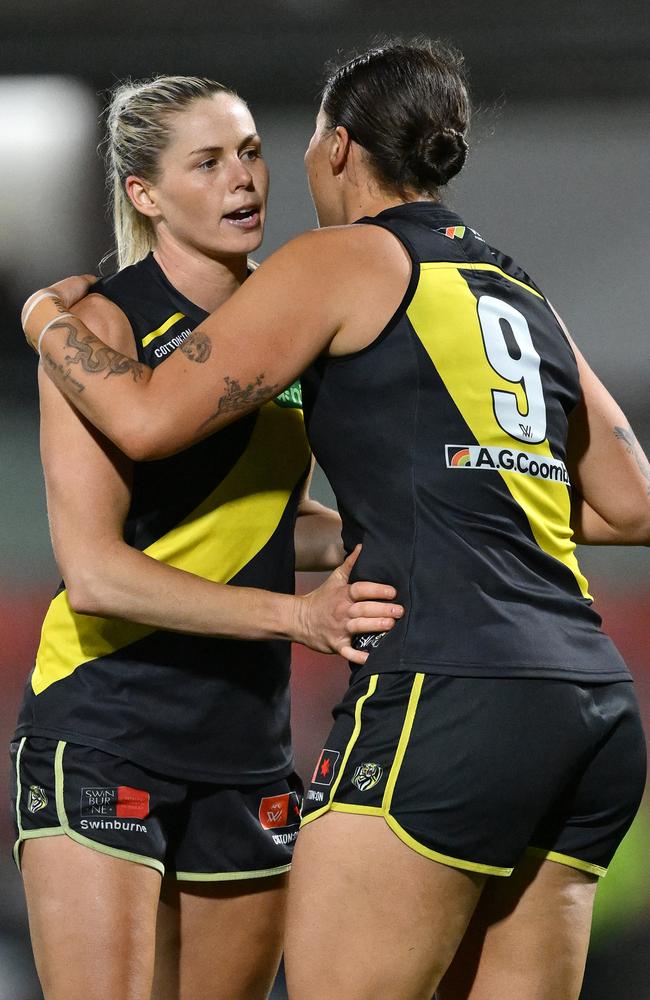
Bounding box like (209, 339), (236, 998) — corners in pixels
(146, 92), (268, 259)
(304, 107), (344, 228)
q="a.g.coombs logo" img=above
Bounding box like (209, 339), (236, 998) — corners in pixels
(445, 445), (570, 485)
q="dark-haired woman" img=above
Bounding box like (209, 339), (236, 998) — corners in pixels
(23, 40), (648, 1000)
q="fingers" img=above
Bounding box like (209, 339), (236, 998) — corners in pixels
(336, 544), (362, 582)
(349, 580), (397, 601)
(347, 601), (403, 623)
(340, 644), (369, 666)
(347, 617), (395, 634)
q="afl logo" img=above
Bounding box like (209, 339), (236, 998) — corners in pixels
(351, 762), (383, 792)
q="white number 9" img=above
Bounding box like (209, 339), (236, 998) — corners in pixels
(477, 295), (547, 444)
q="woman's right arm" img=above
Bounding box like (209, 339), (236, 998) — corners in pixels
(43, 293), (402, 663)
(564, 329), (650, 546)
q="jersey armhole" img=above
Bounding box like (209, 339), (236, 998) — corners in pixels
(325, 220), (421, 364)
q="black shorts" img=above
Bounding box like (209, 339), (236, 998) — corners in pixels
(10, 737), (303, 880)
(302, 672), (646, 877)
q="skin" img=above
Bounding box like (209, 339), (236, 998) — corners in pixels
(20, 93), (403, 1000)
(22, 100), (650, 999)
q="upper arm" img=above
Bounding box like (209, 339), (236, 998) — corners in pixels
(562, 321), (650, 536)
(41, 293), (137, 583)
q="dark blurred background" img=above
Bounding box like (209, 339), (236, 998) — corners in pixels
(1, 1), (648, 997)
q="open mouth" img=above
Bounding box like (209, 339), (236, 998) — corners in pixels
(223, 207), (261, 229)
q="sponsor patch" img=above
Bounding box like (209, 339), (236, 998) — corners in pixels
(80, 786), (150, 820)
(27, 785), (48, 814)
(274, 380), (303, 409)
(258, 791), (302, 831)
(445, 444), (570, 485)
(351, 762), (384, 792)
(311, 749), (340, 787)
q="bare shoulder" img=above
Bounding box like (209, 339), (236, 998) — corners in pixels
(71, 291), (137, 358)
(253, 224), (409, 281)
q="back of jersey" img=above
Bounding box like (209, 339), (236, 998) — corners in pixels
(302, 202), (629, 683)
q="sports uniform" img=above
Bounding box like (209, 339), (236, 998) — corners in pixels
(300, 203), (646, 876)
(12, 253), (310, 878)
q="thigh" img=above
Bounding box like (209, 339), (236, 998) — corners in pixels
(153, 874), (288, 1000)
(22, 835), (161, 1000)
(438, 855), (598, 1000)
(153, 773), (301, 999)
(285, 811), (485, 1000)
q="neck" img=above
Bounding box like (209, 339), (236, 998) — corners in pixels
(152, 232), (249, 313)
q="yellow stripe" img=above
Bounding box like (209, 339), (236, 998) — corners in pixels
(420, 261), (544, 300)
(526, 846), (606, 878)
(300, 675), (378, 828)
(385, 812), (512, 876)
(175, 863), (291, 881)
(141, 312), (185, 347)
(12, 737), (26, 868)
(329, 803), (384, 817)
(407, 266), (590, 599)
(382, 673), (424, 811)
(33, 403), (310, 694)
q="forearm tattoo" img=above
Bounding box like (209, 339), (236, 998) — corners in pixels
(614, 425), (650, 492)
(55, 323), (145, 381)
(42, 351), (85, 395)
(179, 331), (212, 363)
(200, 374), (281, 429)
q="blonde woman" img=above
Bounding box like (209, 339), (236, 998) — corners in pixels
(12, 76), (401, 1000)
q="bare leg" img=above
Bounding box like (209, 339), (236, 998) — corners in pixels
(21, 836), (161, 1000)
(438, 854), (598, 1000)
(152, 873), (288, 1000)
(285, 813), (485, 1000)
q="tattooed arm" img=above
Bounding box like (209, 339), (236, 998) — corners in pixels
(40, 292), (402, 663)
(563, 327), (650, 545)
(24, 225), (411, 460)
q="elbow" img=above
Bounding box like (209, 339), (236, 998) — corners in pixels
(66, 568), (111, 617)
(114, 415), (187, 462)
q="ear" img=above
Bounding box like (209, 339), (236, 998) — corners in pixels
(124, 175), (161, 219)
(329, 125), (353, 176)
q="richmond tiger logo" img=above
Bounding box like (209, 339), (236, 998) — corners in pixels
(351, 762), (383, 792)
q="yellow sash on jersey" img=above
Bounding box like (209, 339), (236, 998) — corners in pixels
(32, 402), (310, 695)
(407, 262), (590, 600)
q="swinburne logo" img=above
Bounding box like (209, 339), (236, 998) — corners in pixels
(445, 445), (570, 485)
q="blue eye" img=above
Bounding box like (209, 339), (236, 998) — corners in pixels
(198, 158), (216, 171)
(242, 147), (261, 161)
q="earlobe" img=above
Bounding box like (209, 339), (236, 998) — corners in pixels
(125, 176), (160, 219)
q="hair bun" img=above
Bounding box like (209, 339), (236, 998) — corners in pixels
(409, 128), (468, 186)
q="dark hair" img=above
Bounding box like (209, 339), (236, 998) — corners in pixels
(321, 39), (471, 196)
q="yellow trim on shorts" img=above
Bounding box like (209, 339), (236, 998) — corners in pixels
(300, 674), (379, 827)
(526, 847), (606, 878)
(304, 673), (512, 877)
(174, 863), (291, 882)
(53, 741), (165, 876)
(141, 311), (185, 347)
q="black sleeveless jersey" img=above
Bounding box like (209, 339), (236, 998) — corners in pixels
(16, 254), (311, 782)
(301, 203), (630, 684)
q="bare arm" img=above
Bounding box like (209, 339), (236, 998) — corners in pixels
(562, 320), (650, 545)
(23, 225), (410, 460)
(294, 459), (344, 572)
(42, 293), (402, 662)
